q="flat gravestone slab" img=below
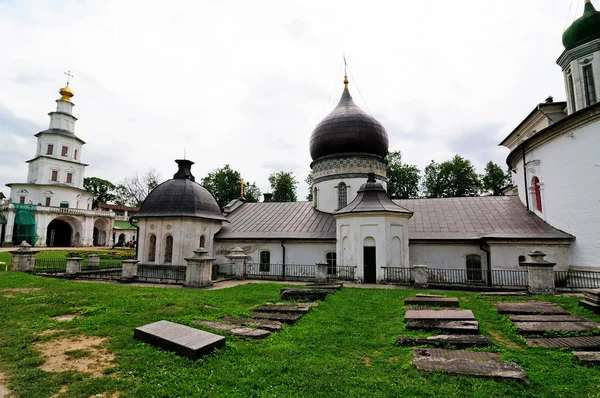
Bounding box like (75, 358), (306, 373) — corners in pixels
(526, 336), (600, 350)
(221, 316), (284, 331)
(305, 283), (343, 291)
(405, 309), (475, 321)
(579, 300), (600, 314)
(509, 315), (588, 322)
(416, 294), (447, 298)
(514, 321), (599, 334)
(396, 334), (493, 348)
(494, 302), (569, 315)
(134, 320), (225, 359)
(254, 305), (311, 314)
(413, 348), (500, 361)
(480, 292), (528, 296)
(412, 357), (529, 383)
(250, 312), (303, 324)
(280, 288), (329, 301)
(193, 320), (270, 339)
(268, 302), (319, 308)
(406, 320), (479, 334)
(572, 351), (600, 364)
(405, 297), (459, 308)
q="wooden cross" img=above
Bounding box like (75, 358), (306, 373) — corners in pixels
(240, 178), (245, 197)
(64, 70), (74, 84)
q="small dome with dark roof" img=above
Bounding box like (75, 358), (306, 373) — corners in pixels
(563, 1), (600, 50)
(309, 81), (389, 161)
(135, 159), (227, 221)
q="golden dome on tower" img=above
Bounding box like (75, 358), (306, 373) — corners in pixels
(59, 83), (74, 102)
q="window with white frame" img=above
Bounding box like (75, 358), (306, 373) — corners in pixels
(583, 64), (597, 106)
(466, 254), (483, 282)
(259, 250), (270, 272)
(326, 252), (336, 275)
(338, 182), (347, 209)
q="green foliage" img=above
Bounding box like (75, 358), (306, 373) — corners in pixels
(201, 165), (260, 209)
(385, 151), (421, 199)
(482, 161), (511, 196)
(268, 171), (298, 202)
(305, 172), (314, 201)
(118, 169), (161, 207)
(423, 155), (482, 198)
(83, 177), (116, 209)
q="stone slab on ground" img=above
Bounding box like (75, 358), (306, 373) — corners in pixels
(250, 312), (303, 324)
(494, 302), (569, 315)
(508, 315), (588, 322)
(412, 357), (529, 383)
(268, 302), (319, 308)
(280, 288), (330, 301)
(221, 316), (284, 331)
(405, 297), (460, 308)
(579, 300), (600, 314)
(396, 334), (493, 348)
(572, 351), (600, 364)
(193, 320), (271, 339)
(305, 282), (343, 291)
(405, 320), (479, 334)
(513, 321), (599, 334)
(526, 336), (600, 350)
(404, 309), (475, 321)
(480, 292), (528, 296)
(415, 294), (447, 298)
(134, 320), (226, 359)
(413, 348), (500, 361)
(254, 305), (311, 314)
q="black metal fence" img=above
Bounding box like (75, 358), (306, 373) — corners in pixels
(213, 263), (235, 280)
(555, 270), (600, 289)
(427, 268), (528, 289)
(81, 258), (123, 270)
(33, 258), (67, 274)
(245, 263), (317, 280)
(137, 264), (186, 284)
(331, 265), (356, 281)
(382, 267), (412, 284)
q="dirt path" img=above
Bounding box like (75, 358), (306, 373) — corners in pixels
(0, 370), (10, 398)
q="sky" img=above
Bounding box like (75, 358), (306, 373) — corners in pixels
(0, 0), (586, 200)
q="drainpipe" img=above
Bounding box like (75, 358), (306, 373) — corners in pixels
(280, 239), (286, 278)
(522, 146), (529, 211)
(129, 216), (139, 261)
(480, 240), (492, 287)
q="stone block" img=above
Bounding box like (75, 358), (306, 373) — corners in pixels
(193, 320), (270, 339)
(254, 305), (311, 314)
(508, 315), (587, 322)
(405, 297), (459, 307)
(526, 336), (600, 350)
(395, 334), (493, 348)
(513, 321), (599, 334)
(412, 357), (529, 383)
(280, 288), (330, 301)
(572, 351), (600, 364)
(250, 312), (303, 324)
(413, 348), (499, 361)
(405, 320), (479, 334)
(494, 302), (569, 315)
(404, 309), (475, 321)
(221, 316), (284, 331)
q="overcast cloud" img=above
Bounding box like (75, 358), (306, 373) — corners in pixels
(0, 0), (581, 199)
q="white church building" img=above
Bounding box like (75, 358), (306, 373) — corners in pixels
(0, 83), (114, 247)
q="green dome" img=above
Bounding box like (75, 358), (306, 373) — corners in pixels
(563, 1), (600, 50)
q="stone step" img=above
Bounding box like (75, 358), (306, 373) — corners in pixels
(513, 321), (600, 335)
(508, 315), (588, 322)
(254, 305), (311, 314)
(267, 302), (319, 308)
(572, 351), (600, 364)
(221, 316), (284, 332)
(134, 320), (226, 359)
(415, 294), (448, 298)
(405, 320), (479, 334)
(404, 309), (475, 321)
(396, 334), (493, 348)
(280, 288), (330, 301)
(526, 336), (600, 350)
(404, 297), (459, 308)
(412, 357), (529, 383)
(480, 292), (528, 296)
(193, 320), (270, 339)
(494, 302), (569, 315)
(579, 300), (600, 314)
(250, 312), (303, 324)
(413, 348), (499, 360)
(305, 282), (343, 291)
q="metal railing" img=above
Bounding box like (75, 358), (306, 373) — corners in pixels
(137, 264), (186, 283)
(284, 264), (316, 280)
(213, 263), (235, 280)
(555, 270), (600, 289)
(427, 268), (528, 288)
(33, 258), (67, 274)
(381, 267), (412, 284)
(490, 269), (528, 288)
(245, 263), (317, 281)
(330, 265), (356, 281)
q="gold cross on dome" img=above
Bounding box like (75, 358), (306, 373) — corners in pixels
(64, 70), (74, 84)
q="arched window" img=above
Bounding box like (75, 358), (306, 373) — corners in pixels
(164, 235), (173, 264)
(518, 255), (526, 264)
(148, 234), (156, 262)
(466, 254), (482, 281)
(259, 250), (270, 272)
(200, 235), (206, 248)
(313, 187), (318, 208)
(338, 182), (347, 210)
(326, 252), (336, 275)
(532, 176), (542, 212)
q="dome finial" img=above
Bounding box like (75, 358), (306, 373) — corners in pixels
(59, 70), (75, 102)
(343, 54), (349, 89)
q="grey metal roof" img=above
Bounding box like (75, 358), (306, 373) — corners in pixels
(335, 174), (413, 216)
(216, 196), (572, 241)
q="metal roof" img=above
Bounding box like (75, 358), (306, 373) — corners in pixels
(216, 196), (572, 241)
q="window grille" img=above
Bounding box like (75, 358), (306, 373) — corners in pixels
(338, 182), (347, 209)
(148, 235), (156, 262)
(259, 251), (270, 272)
(466, 254), (482, 281)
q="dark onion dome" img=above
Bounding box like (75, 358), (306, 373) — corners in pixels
(309, 77), (389, 161)
(135, 159), (227, 221)
(563, 1), (600, 50)
(335, 173), (413, 215)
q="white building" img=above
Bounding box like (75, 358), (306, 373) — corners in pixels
(0, 84), (114, 247)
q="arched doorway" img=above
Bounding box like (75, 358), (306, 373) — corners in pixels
(46, 219), (72, 247)
(118, 233), (126, 247)
(363, 237), (376, 284)
(93, 218), (110, 246)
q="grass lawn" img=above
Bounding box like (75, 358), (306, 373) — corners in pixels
(1, 272), (600, 397)
(0, 248), (135, 267)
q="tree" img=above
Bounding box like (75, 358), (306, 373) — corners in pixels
(268, 171), (297, 202)
(305, 172), (314, 201)
(481, 161), (510, 196)
(83, 177), (116, 209)
(119, 169), (161, 207)
(422, 155), (481, 198)
(385, 151), (420, 199)
(201, 165), (260, 209)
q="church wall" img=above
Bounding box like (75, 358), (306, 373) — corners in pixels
(409, 243), (488, 270)
(213, 240), (335, 265)
(313, 177), (364, 214)
(487, 242), (570, 271)
(563, 48), (600, 113)
(513, 119), (600, 267)
(9, 184), (93, 209)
